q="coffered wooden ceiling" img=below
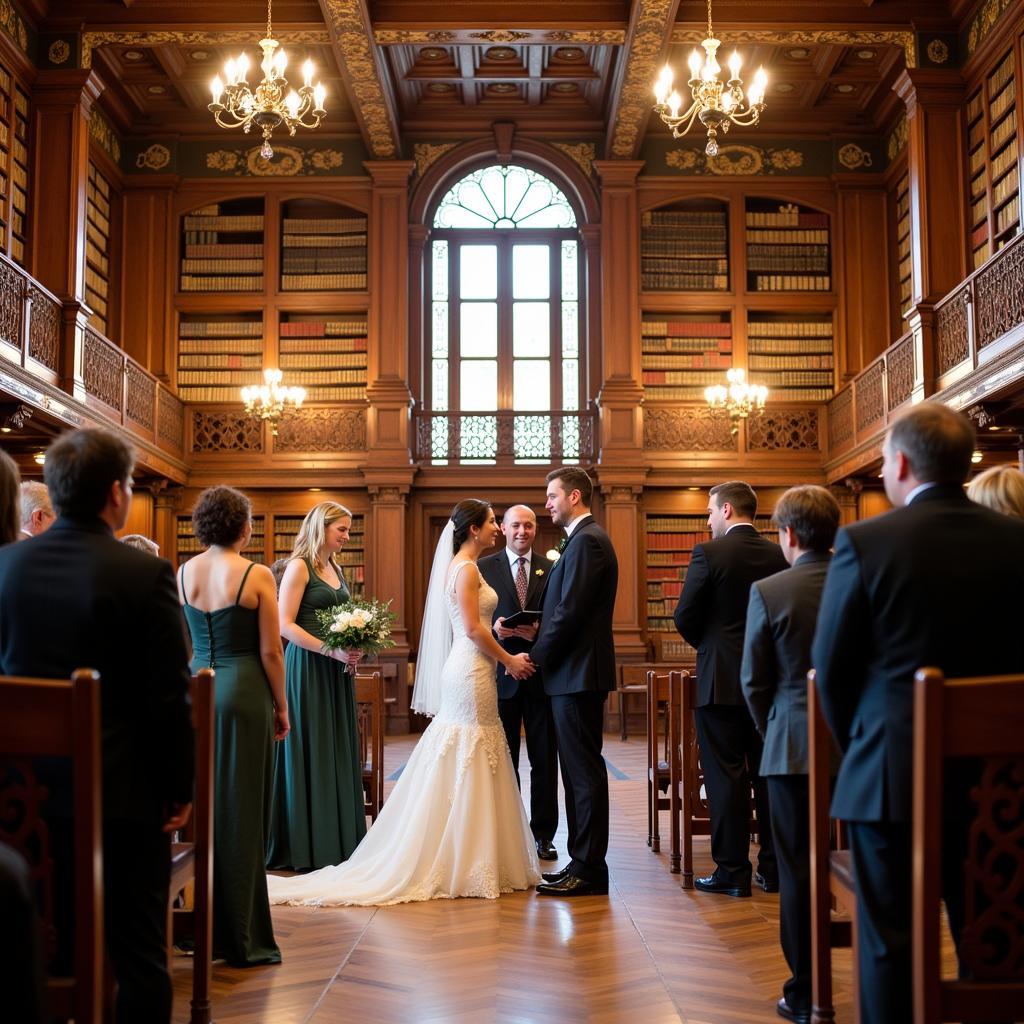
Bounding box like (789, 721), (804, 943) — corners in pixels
(49, 0), (961, 157)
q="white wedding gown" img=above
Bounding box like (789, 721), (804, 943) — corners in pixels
(266, 560), (541, 906)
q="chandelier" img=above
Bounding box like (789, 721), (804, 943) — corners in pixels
(652, 0), (767, 156)
(705, 368), (768, 434)
(208, 0), (326, 160)
(241, 369), (306, 435)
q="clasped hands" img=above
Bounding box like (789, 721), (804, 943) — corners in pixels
(505, 652), (536, 680)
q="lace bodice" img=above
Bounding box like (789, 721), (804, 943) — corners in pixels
(445, 560), (498, 637)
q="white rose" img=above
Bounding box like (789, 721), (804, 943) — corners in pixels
(329, 622), (343, 633)
(335, 612), (352, 629)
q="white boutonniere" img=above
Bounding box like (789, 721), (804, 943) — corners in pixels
(534, 568), (544, 576)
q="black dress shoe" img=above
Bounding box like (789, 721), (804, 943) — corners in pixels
(693, 873), (752, 898)
(541, 865), (570, 883)
(755, 871), (780, 893)
(536, 875), (609, 897)
(535, 838), (558, 861)
(776, 997), (810, 1024)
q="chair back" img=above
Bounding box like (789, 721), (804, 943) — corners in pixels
(646, 669), (684, 870)
(912, 668), (1024, 1024)
(0, 669), (103, 1023)
(355, 671), (384, 820)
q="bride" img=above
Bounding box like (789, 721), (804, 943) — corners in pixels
(266, 498), (542, 906)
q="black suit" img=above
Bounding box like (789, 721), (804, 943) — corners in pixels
(812, 485), (1024, 1024)
(674, 523), (787, 887)
(0, 517), (194, 1024)
(478, 548), (558, 843)
(741, 551), (832, 1014)
(531, 516), (617, 884)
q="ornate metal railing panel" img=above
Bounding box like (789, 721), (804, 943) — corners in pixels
(415, 411), (595, 464)
(936, 285), (971, 375)
(83, 328), (124, 413)
(975, 237), (1024, 350)
(886, 331), (915, 411)
(27, 287), (60, 372)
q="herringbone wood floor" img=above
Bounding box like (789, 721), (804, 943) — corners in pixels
(172, 733), (862, 1023)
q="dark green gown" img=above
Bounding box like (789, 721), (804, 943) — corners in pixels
(267, 557), (367, 870)
(182, 561), (281, 968)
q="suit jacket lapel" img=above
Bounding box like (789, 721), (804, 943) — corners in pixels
(525, 554), (549, 608)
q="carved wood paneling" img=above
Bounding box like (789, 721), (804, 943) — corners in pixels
(643, 407), (735, 452)
(887, 334), (915, 410)
(274, 408), (366, 452)
(855, 359), (885, 431)
(83, 329), (124, 412)
(746, 408), (820, 451)
(829, 388), (854, 449)
(936, 287), (970, 374)
(158, 390), (184, 449)
(975, 241), (1024, 349)
(27, 287), (59, 371)
(125, 362), (155, 430)
(0, 259), (23, 349)
(191, 410), (263, 452)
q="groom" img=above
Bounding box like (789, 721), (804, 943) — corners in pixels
(530, 467), (618, 896)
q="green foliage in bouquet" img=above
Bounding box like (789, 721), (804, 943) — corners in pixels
(315, 598), (397, 656)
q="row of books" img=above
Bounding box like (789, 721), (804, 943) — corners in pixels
(185, 243), (262, 258)
(178, 369), (368, 386)
(279, 352), (367, 368)
(283, 217), (366, 233)
(642, 321), (732, 337)
(996, 197), (1019, 234)
(992, 110), (1016, 151)
(746, 208), (829, 228)
(641, 210), (727, 226)
(647, 579), (684, 598)
(643, 353), (732, 369)
(184, 215), (264, 231)
(86, 240), (109, 275)
(641, 272), (728, 290)
(280, 253), (368, 273)
(647, 600), (678, 616)
(641, 257), (728, 273)
(989, 81), (1014, 123)
(283, 233), (367, 248)
(181, 259), (263, 274)
(747, 257), (830, 273)
(177, 384), (368, 402)
(748, 337), (833, 353)
(281, 273), (367, 289)
(280, 320), (368, 336)
(184, 231), (262, 246)
(643, 385), (834, 401)
(643, 370), (747, 385)
(748, 320), (833, 337)
(749, 354), (833, 370)
(280, 337), (368, 353)
(643, 338), (733, 354)
(647, 531), (699, 549)
(640, 226), (728, 242)
(746, 229), (829, 244)
(647, 567), (685, 581)
(181, 275), (263, 291)
(992, 141), (1018, 180)
(741, 370), (833, 386)
(994, 169), (1018, 207)
(640, 240), (729, 255)
(178, 354), (264, 369)
(752, 275), (832, 291)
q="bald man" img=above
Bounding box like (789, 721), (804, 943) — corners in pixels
(479, 505), (559, 861)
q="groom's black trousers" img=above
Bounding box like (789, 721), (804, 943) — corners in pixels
(550, 691), (609, 884)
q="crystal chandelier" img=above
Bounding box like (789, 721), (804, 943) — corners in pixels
(705, 368), (768, 434)
(652, 0), (767, 157)
(208, 0), (326, 160)
(241, 369), (306, 435)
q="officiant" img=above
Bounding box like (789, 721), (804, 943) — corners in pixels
(479, 505), (559, 861)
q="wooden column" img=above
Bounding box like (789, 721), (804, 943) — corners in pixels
(597, 479), (647, 662)
(364, 160), (416, 464)
(895, 69), (966, 401)
(120, 177), (178, 381)
(834, 179), (892, 377)
(151, 483), (183, 565)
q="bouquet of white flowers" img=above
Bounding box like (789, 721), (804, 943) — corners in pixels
(315, 598), (396, 656)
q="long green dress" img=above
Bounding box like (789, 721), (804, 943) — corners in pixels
(182, 561), (281, 968)
(267, 557), (367, 870)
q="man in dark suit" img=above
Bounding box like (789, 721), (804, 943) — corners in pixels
(741, 485), (840, 1024)
(0, 428), (194, 1024)
(674, 480), (787, 897)
(530, 467), (618, 896)
(479, 504), (558, 862)
(813, 402), (1024, 1024)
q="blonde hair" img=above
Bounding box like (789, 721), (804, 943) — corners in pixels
(966, 464), (1024, 519)
(291, 501), (353, 569)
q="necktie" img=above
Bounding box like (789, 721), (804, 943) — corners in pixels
(515, 556), (528, 609)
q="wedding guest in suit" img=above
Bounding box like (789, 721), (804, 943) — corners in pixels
(531, 468), (618, 896)
(121, 532), (160, 556)
(0, 449), (19, 546)
(966, 462), (1024, 518)
(268, 501), (367, 870)
(18, 480), (54, 539)
(740, 485), (839, 1024)
(0, 428), (194, 1024)
(479, 504), (558, 861)
(812, 403), (1024, 1024)
(673, 480), (786, 898)
(178, 486), (289, 967)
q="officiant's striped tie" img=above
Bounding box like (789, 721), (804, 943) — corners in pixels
(515, 556), (528, 609)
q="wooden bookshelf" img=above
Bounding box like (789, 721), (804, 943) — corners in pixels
(278, 313), (368, 401)
(641, 313), (732, 401)
(9, 81), (28, 266)
(85, 162), (112, 334)
(746, 311), (834, 402)
(745, 199), (831, 292)
(180, 197), (265, 293)
(893, 171), (913, 317)
(640, 200), (729, 292)
(177, 514), (266, 565)
(176, 313), (264, 402)
(270, 513), (365, 596)
(280, 199), (367, 292)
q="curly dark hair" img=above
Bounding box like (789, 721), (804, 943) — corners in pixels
(191, 485), (252, 548)
(450, 498), (492, 554)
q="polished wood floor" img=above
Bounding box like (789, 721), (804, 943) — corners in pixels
(172, 731), (857, 1023)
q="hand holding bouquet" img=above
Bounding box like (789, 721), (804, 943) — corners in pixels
(316, 598), (396, 670)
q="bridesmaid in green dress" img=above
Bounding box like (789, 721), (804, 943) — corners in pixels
(178, 486), (289, 967)
(267, 501), (367, 870)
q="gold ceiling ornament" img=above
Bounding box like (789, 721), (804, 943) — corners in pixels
(208, 0), (326, 160)
(653, 0), (767, 157)
(552, 141), (597, 176)
(704, 368), (768, 434)
(241, 368), (306, 436)
(413, 142), (458, 176)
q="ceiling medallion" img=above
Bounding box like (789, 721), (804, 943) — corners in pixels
(554, 47), (584, 61)
(419, 47), (447, 61)
(147, 84), (166, 94)
(191, 50), (210, 61)
(123, 49), (144, 61)
(208, 0), (326, 160)
(835, 83), (855, 94)
(427, 83), (454, 93)
(775, 83), (795, 93)
(787, 47), (809, 59)
(856, 49), (875, 60)
(551, 83), (579, 93)
(488, 83), (518, 94)
(653, 0), (767, 157)
(485, 47), (517, 61)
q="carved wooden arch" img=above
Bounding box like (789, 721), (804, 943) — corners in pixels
(409, 137), (601, 228)
(742, 190), (837, 217)
(175, 186), (371, 218)
(640, 191), (733, 215)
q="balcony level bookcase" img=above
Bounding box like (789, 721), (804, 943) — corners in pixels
(0, 58), (31, 266)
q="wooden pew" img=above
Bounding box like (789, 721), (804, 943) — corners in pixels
(355, 671), (384, 821)
(618, 662), (657, 741)
(647, 669), (684, 872)
(0, 669), (103, 1024)
(912, 668), (1024, 1024)
(168, 669), (214, 1024)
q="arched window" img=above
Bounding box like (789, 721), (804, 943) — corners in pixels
(428, 165), (582, 463)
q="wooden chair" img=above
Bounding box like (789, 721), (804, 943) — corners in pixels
(678, 672), (761, 890)
(808, 670), (855, 1024)
(355, 671), (384, 821)
(168, 669), (214, 1024)
(0, 669), (104, 1024)
(647, 669), (683, 872)
(618, 662), (656, 741)
(912, 668), (1024, 1024)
